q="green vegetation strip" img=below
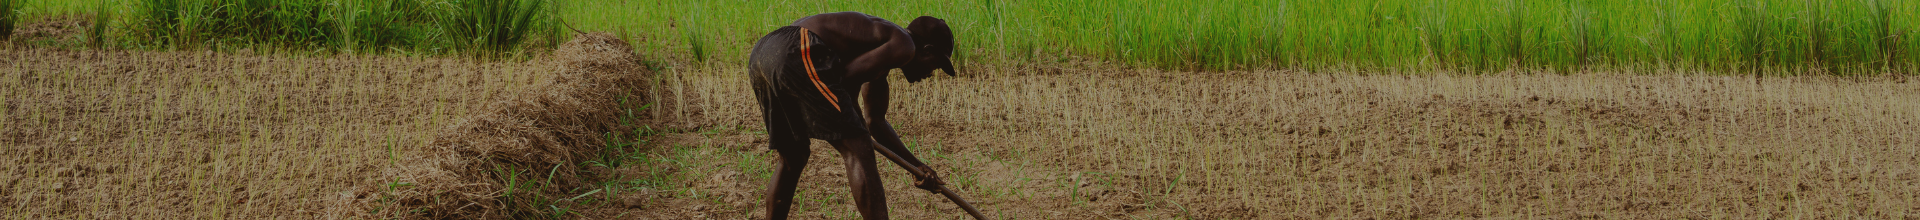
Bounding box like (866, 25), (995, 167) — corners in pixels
(567, 0), (1918, 74)
(1, 0), (17, 39)
(11, 0), (563, 55)
(13, 0), (1920, 74)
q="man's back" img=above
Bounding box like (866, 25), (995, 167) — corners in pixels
(789, 12), (917, 83)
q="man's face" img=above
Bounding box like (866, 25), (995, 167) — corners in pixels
(903, 16), (956, 83)
(902, 45), (954, 83)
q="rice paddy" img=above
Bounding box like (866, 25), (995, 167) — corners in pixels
(564, 0), (1919, 73)
(8, 0), (1917, 73)
(4, 0), (1919, 219)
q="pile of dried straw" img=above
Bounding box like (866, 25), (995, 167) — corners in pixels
(366, 33), (651, 219)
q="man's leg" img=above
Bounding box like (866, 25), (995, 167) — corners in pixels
(830, 138), (888, 220)
(762, 131), (811, 219)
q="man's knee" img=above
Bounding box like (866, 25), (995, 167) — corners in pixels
(776, 145), (809, 156)
(839, 138), (877, 149)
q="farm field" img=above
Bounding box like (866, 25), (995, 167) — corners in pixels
(4, 0), (1920, 219)
(5, 0), (1917, 71)
(630, 64), (1920, 219)
(7, 44), (1919, 218)
(566, 0), (1920, 72)
(0, 47), (563, 218)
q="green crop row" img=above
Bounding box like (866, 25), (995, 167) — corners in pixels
(9, 0), (561, 56)
(11, 0), (1918, 74)
(562, 0), (1917, 75)
(1, 0), (18, 40)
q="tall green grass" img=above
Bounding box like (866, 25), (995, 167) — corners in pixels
(10, 0), (86, 20)
(95, 0), (551, 54)
(330, 0), (424, 53)
(559, 0), (1916, 74)
(129, 0), (336, 49)
(437, 0), (552, 54)
(18, 0), (1920, 74)
(86, 4), (107, 46)
(1, 0), (16, 40)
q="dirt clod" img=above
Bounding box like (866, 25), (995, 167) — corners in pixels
(620, 194), (648, 208)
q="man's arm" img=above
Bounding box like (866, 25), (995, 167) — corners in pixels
(840, 32), (916, 83)
(863, 80), (928, 167)
(862, 79), (945, 190)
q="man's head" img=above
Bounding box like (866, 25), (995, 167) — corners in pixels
(903, 16), (956, 83)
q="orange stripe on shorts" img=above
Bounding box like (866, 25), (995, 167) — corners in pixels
(800, 28), (842, 111)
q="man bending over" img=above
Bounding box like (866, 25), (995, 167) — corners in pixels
(747, 12), (957, 220)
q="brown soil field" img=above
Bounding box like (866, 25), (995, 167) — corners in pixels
(1, 47), (562, 218)
(634, 64), (1920, 219)
(7, 42), (1920, 218)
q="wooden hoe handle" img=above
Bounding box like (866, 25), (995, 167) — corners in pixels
(872, 146), (991, 220)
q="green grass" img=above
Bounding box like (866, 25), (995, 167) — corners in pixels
(18, 0), (553, 55)
(1, 0), (15, 40)
(9, 0), (81, 19)
(558, 0), (1917, 74)
(120, 0), (391, 50)
(438, 0), (554, 55)
(330, 0), (427, 53)
(85, 4), (107, 46)
(17, 0), (1920, 74)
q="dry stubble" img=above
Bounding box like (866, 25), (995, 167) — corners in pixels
(642, 65), (1920, 219)
(1, 48), (556, 218)
(5, 43), (1919, 218)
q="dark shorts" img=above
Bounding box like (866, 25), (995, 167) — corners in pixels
(749, 26), (868, 149)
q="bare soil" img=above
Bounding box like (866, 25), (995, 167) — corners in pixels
(621, 65), (1920, 219)
(5, 41), (1919, 218)
(1, 47), (560, 218)
(6, 16), (90, 44)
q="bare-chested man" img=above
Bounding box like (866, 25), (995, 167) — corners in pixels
(747, 12), (956, 220)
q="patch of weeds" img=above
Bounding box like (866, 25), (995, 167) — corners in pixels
(735, 150), (772, 181)
(621, 159), (675, 191)
(905, 138), (947, 160)
(793, 189), (845, 215)
(484, 163), (581, 219)
(613, 97), (650, 128)
(992, 158), (1035, 200)
(999, 176), (1031, 200)
(570, 100), (663, 213)
(696, 125), (744, 138)
(638, 59), (671, 73)
(82, 4), (111, 47)
(591, 125), (654, 169)
(385, 181), (417, 191)
(946, 158), (981, 191)
(560, 188), (603, 204)
(621, 144), (704, 193)
(371, 135), (418, 216)
(1160, 171), (1186, 196)
(435, 0), (555, 55)
(370, 181), (425, 215)
(491, 165), (531, 215)
(590, 101), (655, 169)
(1061, 174), (1082, 206)
(1051, 171), (1119, 207)
(790, 189), (812, 212)
(0, 0), (13, 40)
(332, 0), (435, 53)
(679, 14), (707, 62)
